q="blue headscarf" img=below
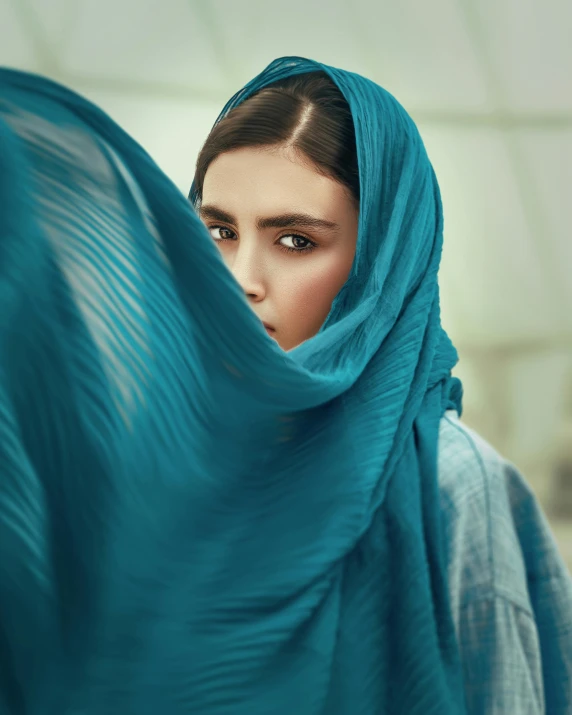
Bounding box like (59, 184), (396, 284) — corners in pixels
(0, 57), (465, 713)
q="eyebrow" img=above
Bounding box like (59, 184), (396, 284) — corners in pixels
(199, 204), (341, 232)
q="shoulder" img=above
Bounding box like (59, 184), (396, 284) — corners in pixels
(437, 411), (535, 614)
(437, 412), (572, 713)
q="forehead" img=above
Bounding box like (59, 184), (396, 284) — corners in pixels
(202, 147), (352, 218)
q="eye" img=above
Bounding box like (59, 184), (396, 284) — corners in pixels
(278, 234), (316, 253)
(208, 226), (236, 241)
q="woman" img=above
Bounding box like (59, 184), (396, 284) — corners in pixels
(189, 68), (572, 713)
(0, 57), (570, 714)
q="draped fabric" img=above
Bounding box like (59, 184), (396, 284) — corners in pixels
(0, 57), (465, 714)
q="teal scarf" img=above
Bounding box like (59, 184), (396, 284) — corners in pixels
(0, 57), (465, 714)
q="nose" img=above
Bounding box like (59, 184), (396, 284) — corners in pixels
(229, 240), (266, 302)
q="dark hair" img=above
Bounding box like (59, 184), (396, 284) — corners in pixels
(192, 71), (359, 208)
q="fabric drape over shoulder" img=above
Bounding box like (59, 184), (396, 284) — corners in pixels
(0, 58), (465, 714)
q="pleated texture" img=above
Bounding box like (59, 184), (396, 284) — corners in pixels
(0, 57), (466, 714)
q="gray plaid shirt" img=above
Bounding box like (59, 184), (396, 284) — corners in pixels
(439, 412), (572, 714)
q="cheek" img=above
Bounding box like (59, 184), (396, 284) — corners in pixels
(276, 254), (353, 331)
(213, 242), (233, 269)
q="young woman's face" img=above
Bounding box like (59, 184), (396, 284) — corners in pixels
(200, 147), (359, 351)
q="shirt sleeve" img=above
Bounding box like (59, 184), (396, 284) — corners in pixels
(503, 464), (572, 715)
(438, 413), (572, 714)
(458, 594), (545, 714)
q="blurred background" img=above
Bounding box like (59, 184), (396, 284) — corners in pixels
(1, 0), (571, 565)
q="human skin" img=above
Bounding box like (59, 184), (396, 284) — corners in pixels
(200, 146), (359, 351)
